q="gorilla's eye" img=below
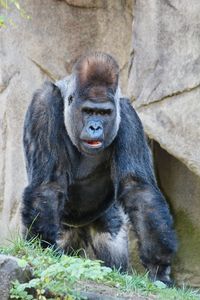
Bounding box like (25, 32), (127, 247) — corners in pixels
(68, 95), (74, 105)
(82, 108), (112, 116)
(82, 108), (94, 115)
(99, 109), (112, 116)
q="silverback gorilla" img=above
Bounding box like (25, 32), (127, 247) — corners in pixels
(22, 52), (177, 285)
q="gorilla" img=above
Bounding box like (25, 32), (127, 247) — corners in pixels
(22, 52), (177, 285)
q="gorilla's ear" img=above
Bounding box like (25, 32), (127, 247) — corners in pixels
(74, 52), (119, 92)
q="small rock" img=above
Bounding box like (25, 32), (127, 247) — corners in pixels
(0, 254), (32, 300)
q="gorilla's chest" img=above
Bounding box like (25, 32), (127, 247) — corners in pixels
(63, 166), (115, 226)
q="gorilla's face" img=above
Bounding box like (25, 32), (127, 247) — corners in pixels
(64, 84), (120, 155)
(62, 52), (121, 155)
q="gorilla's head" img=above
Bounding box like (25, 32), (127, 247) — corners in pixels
(63, 52), (121, 155)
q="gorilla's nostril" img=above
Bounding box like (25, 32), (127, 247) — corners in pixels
(90, 126), (101, 131)
(90, 126), (95, 131)
(87, 121), (103, 138)
(89, 122), (102, 132)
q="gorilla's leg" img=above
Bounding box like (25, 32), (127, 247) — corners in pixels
(22, 183), (65, 247)
(57, 205), (129, 271)
(89, 205), (129, 272)
(120, 178), (177, 285)
(56, 226), (91, 256)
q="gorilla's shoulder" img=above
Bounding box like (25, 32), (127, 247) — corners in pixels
(25, 81), (64, 130)
(119, 97), (143, 132)
(31, 81), (62, 111)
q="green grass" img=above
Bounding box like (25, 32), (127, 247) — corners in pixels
(0, 236), (199, 300)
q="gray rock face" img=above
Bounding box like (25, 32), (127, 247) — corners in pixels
(128, 0), (200, 176)
(128, 0), (200, 105)
(138, 88), (200, 176)
(0, 254), (32, 300)
(0, 1), (132, 244)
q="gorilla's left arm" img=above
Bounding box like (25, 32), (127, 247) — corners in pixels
(114, 98), (177, 285)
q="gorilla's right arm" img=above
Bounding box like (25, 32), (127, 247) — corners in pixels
(23, 82), (69, 185)
(22, 82), (68, 246)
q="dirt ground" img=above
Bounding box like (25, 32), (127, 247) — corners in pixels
(76, 280), (155, 300)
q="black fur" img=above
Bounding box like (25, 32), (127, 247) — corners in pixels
(22, 53), (177, 284)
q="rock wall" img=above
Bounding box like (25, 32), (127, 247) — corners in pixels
(127, 0), (200, 286)
(128, 0), (200, 176)
(0, 0), (133, 243)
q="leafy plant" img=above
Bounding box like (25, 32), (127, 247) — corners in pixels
(1, 238), (112, 299)
(0, 237), (200, 300)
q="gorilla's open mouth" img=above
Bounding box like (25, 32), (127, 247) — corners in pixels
(82, 140), (103, 148)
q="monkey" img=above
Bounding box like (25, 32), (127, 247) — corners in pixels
(22, 52), (177, 285)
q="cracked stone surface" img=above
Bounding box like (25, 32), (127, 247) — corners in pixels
(137, 88), (200, 176)
(128, 0), (200, 177)
(128, 0), (200, 106)
(0, 0), (132, 244)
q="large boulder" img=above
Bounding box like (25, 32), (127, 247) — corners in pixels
(0, 1), (132, 243)
(128, 0), (200, 176)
